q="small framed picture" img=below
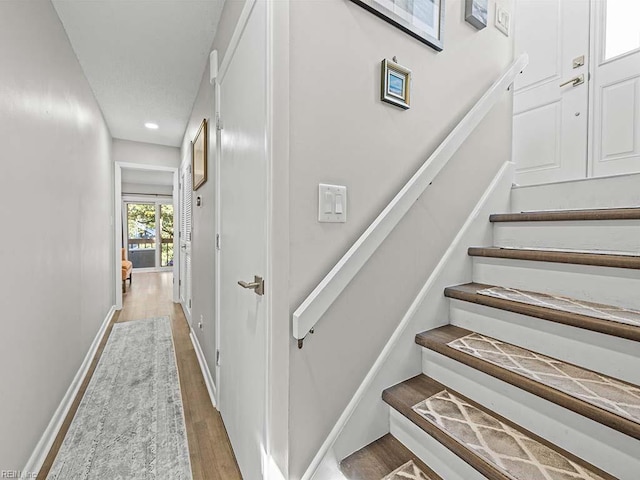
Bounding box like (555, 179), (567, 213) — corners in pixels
(192, 118), (207, 191)
(465, 0), (488, 30)
(381, 59), (412, 110)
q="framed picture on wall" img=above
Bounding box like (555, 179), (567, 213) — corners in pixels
(349, 0), (445, 51)
(465, 0), (488, 30)
(192, 118), (207, 191)
(381, 59), (412, 109)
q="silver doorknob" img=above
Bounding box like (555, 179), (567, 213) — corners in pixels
(237, 275), (264, 296)
(560, 74), (584, 88)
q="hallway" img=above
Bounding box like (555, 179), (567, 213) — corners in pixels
(38, 273), (242, 480)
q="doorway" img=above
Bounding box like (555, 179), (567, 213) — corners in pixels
(512, 0), (640, 185)
(215, 0), (271, 478)
(114, 162), (179, 310)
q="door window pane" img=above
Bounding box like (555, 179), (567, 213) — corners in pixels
(605, 0), (640, 60)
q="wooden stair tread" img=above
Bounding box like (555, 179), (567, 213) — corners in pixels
(490, 207), (640, 223)
(444, 282), (640, 342)
(382, 375), (615, 480)
(416, 325), (640, 439)
(468, 246), (640, 269)
(340, 433), (442, 480)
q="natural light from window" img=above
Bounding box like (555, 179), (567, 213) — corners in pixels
(605, 0), (640, 60)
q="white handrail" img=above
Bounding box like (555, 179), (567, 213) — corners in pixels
(292, 54), (529, 346)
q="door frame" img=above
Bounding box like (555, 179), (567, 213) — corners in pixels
(213, 0), (276, 476)
(587, 0), (640, 178)
(114, 162), (179, 309)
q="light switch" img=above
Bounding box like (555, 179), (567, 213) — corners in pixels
(318, 183), (347, 223)
(324, 192), (333, 213)
(495, 4), (511, 36)
(335, 194), (344, 214)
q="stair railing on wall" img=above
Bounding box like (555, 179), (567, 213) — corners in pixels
(293, 53), (529, 349)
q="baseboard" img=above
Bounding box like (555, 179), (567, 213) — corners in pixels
(190, 329), (218, 409)
(21, 305), (117, 479)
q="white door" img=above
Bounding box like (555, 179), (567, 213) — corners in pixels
(218, 1), (268, 479)
(590, 0), (640, 177)
(180, 162), (193, 323)
(513, 0), (590, 185)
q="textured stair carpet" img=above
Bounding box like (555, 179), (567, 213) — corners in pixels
(448, 332), (640, 424)
(478, 286), (640, 327)
(412, 390), (608, 480)
(46, 317), (192, 480)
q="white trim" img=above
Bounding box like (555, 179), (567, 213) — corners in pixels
(122, 194), (173, 203)
(292, 54), (529, 341)
(301, 162), (513, 480)
(190, 329), (218, 408)
(21, 305), (117, 479)
(214, 69), (223, 420)
(114, 165), (123, 309)
(218, 0), (257, 83)
(264, 0), (275, 476)
(116, 162), (177, 173)
(172, 170), (180, 302)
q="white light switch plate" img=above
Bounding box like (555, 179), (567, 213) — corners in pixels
(318, 183), (347, 223)
(495, 4), (511, 36)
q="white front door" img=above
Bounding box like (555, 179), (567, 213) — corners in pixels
(179, 162), (193, 323)
(513, 0), (590, 185)
(218, 1), (268, 479)
(590, 0), (640, 177)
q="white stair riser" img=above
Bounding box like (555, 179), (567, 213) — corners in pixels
(472, 256), (640, 310)
(449, 300), (640, 385)
(493, 220), (640, 254)
(511, 172), (640, 212)
(421, 350), (640, 480)
(389, 408), (485, 480)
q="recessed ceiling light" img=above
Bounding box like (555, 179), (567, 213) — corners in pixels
(145, 122), (159, 129)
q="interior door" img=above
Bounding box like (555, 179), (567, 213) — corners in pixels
(512, 0), (590, 185)
(180, 163), (193, 323)
(218, 1), (268, 479)
(590, 0), (640, 177)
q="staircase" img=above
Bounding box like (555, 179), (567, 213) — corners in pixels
(339, 205), (640, 480)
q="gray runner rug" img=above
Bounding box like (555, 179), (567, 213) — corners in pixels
(47, 317), (193, 480)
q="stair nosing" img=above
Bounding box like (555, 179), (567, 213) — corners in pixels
(383, 374), (616, 480)
(415, 325), (640, 440)
(444, 282), (640, 342)
(468, 246), (640, 269)
(490, 207), (640, 223)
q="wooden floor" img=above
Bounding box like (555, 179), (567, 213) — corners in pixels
(38, 272), (242, 480)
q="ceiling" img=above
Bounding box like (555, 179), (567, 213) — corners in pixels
(52, 0), (224, 147)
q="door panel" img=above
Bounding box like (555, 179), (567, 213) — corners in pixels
(513, 0), (590, 185)
(218, 2), (268, 479)
(179, 163), (192, 322)
(591, 0), (640, 177)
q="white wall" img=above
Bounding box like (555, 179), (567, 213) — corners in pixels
(113, 138), (180, 168)
(122, 183), (174, 196)
(286, 0), (514, 477)
(0, 1), (114, 471)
